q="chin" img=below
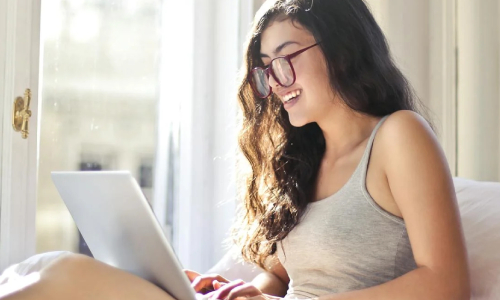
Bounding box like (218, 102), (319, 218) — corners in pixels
(288, 116), (311, 128)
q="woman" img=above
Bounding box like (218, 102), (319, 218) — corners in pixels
(187, 0), (469, 299)
(2, 0), (469, 299)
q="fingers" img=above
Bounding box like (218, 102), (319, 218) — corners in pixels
(210, 279), (245, 299)
(211, 280), (221, 290)
(226, 283), (263, 300)
(211, 280), (263, 300)
(191, 273), (230, 293)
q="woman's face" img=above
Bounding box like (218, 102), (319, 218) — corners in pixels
(259, 18), (337, 127)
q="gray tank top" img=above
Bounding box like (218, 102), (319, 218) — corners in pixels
(277, 116), (417, 299)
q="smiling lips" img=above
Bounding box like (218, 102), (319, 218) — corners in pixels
(283, 89), (302, 103)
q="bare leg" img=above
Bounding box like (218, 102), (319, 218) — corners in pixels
(1, 254), (174, 300)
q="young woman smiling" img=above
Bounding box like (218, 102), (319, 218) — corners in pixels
(190, 0), (470, 299)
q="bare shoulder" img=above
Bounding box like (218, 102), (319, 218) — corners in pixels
(373, 108), (457, 219)
(364, 110), (441, 218)
(376, 110), (443, 171)
(378, 110), (435, 143)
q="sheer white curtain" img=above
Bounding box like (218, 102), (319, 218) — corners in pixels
(155, 0), (258, 272)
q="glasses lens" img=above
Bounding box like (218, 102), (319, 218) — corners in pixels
(251, 68), (270, 97)
(272, 58), (294, 87)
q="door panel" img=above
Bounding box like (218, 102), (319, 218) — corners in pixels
(0, 0), (41, 270)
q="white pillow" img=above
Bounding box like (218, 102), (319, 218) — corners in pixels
(454, 177), (500, 300)
(0, 251), (70, 285)
(206, 247), (264, 282)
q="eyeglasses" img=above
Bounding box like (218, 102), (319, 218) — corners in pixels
(249, 42), (320, 98)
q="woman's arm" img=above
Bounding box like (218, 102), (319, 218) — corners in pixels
(319, 111), (470, 300)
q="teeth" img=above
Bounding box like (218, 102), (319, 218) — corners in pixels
(284, 90), (301, 102)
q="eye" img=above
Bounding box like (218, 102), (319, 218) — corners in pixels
(261, 58), (271, 67)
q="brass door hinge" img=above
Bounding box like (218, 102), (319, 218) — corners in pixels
(12, 89), (32, 139)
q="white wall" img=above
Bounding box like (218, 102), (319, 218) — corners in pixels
(367, 0), (431, 111)
(428, 0), (457, 176)
(456, 0), (500, 181)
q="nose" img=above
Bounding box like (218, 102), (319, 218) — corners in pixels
(268, 73), (280, 92)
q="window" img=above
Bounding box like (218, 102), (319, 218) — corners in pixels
(37, 0), (166, 254)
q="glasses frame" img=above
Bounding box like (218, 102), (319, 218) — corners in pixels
(249, 42), (320, 98)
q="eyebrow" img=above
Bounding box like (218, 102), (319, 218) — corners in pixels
(260, 41), (300, 58)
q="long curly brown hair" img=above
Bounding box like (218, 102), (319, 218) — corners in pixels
(232, 0), (428, 270)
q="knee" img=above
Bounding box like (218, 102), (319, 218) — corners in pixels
(52, 253), (91, 264)
(42, 253), (95, 276)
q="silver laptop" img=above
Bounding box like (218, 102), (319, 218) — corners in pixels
(51, 171), (198, 300)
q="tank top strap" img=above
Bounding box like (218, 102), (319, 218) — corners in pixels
(357, 115), (390, 179)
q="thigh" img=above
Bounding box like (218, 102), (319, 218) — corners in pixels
(2, 254), (173, 300)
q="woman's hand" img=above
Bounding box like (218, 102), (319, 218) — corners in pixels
(184, 270), (230, 294)
(184, 270), (284, 299)
(207, 279), (279, 300)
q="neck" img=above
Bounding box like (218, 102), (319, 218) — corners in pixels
(317, 105), (381, 161)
